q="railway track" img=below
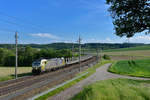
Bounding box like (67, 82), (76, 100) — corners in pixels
(0, 56), (97, 99)
(0, 56), (93, 89)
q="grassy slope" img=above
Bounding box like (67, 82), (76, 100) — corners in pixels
(72, 78), (150, 100)
(103, 45), (150, 52)
(109, 59), (150, 77)
(35, 60), (113, 100)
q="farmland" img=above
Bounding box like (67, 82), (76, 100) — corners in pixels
(103, 50), (150, 57)
(105, 46), (150, 77)
(102, 46), (150, 60)
(71, 46), (150, 100)
(0, 67), (32, 81)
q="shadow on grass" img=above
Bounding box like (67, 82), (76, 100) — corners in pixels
(128, 60), (140, 68)
(10, 72), (33, 77)
(0, 72), (33, 82)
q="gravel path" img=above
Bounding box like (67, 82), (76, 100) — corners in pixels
(48, 63), (150, 100)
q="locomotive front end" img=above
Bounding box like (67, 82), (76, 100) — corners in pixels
(32, 61), (41, 74)
(32, 59), (47, 74)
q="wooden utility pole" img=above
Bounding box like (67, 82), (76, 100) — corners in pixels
(78, 36), (82, 71)
(96, 44), (99, 62)
(72, 42), (74, 60)
(15, 31), (18, 79)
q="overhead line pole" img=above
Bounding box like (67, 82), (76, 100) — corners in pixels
(15, 31), (18, 79)
(78, 36), (82, 71)
(96, 43), (99, 62)
(72, 42), (74, 60)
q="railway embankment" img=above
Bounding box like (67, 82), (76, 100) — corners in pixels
(0, 56), (98, 100)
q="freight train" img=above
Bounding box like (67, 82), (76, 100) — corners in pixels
(32, 56), (93, 74)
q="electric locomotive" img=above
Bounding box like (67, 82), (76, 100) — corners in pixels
(32, 58), (65, 74)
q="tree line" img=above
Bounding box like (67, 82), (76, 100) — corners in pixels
(0, 43), (146, 50)
(0, 46), (73, 67)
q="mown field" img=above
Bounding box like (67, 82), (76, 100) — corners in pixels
(109, 59), (150, 78)
(0, 67), (32, 81)
(102, 45), (150, 60)
(71, 78), (150, 100)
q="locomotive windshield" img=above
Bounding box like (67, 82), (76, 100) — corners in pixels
(33, 62), (41, 66)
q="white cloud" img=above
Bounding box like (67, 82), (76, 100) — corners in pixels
(83, 37), (118, 43)
(28, 33), (150, 44)
(84, 35), (150, 44)
(130, 36), (150, 43)
(103, 36), (150, 44)
(30, 33), (59, 40)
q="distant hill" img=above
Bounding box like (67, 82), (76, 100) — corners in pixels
(0, 43), (147, 50)
(103, 45), (150, 52)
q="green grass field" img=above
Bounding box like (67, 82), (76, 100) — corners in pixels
(0, 67), (32, 81)
(71, 78), (150, 100)
(109, 59), (150, 77)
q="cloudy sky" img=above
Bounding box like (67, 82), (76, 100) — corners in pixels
(0, 0), (149, 44)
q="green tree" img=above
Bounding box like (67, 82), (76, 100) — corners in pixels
(24, 46), (35, 66)
(3, 50), (15, 66)
(106, 0), (150, 37)
(0, 48), (5, 65)
(59, 49), (73, 58)
(18, 46), (37, 66)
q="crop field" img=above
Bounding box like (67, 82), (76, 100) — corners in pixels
(101, 45), (150, 60)
(103, 50), (150, 57)
(102, 50), (150, 60)
(103, 45), (150, 52)
(109, 59), (150, 77)
(0, 67), (32, 77)
(71, 78), (150, 100)
(0, 67), (32, 81)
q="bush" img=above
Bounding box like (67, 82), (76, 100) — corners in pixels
(103, 54), (111, 60)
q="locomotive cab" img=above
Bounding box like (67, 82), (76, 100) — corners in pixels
(32, 59), (47, 74)
(32, 57), (65, 74)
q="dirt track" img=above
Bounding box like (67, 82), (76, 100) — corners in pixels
(48, 63), (150, 100)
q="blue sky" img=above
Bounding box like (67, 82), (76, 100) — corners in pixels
(0, 0), (149, 44)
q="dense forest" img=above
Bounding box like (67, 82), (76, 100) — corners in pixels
(0, 46), (72, 67)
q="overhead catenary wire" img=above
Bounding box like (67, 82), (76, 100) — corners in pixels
(0, 11), (51, 79)
(0, 28), (15, 32)
(0, 11), (43, 28)
(0, 18), (25, 28)
(0, 18), (44, 32)
(0, 11), (48, 32)
(0, 12), (52, 44)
